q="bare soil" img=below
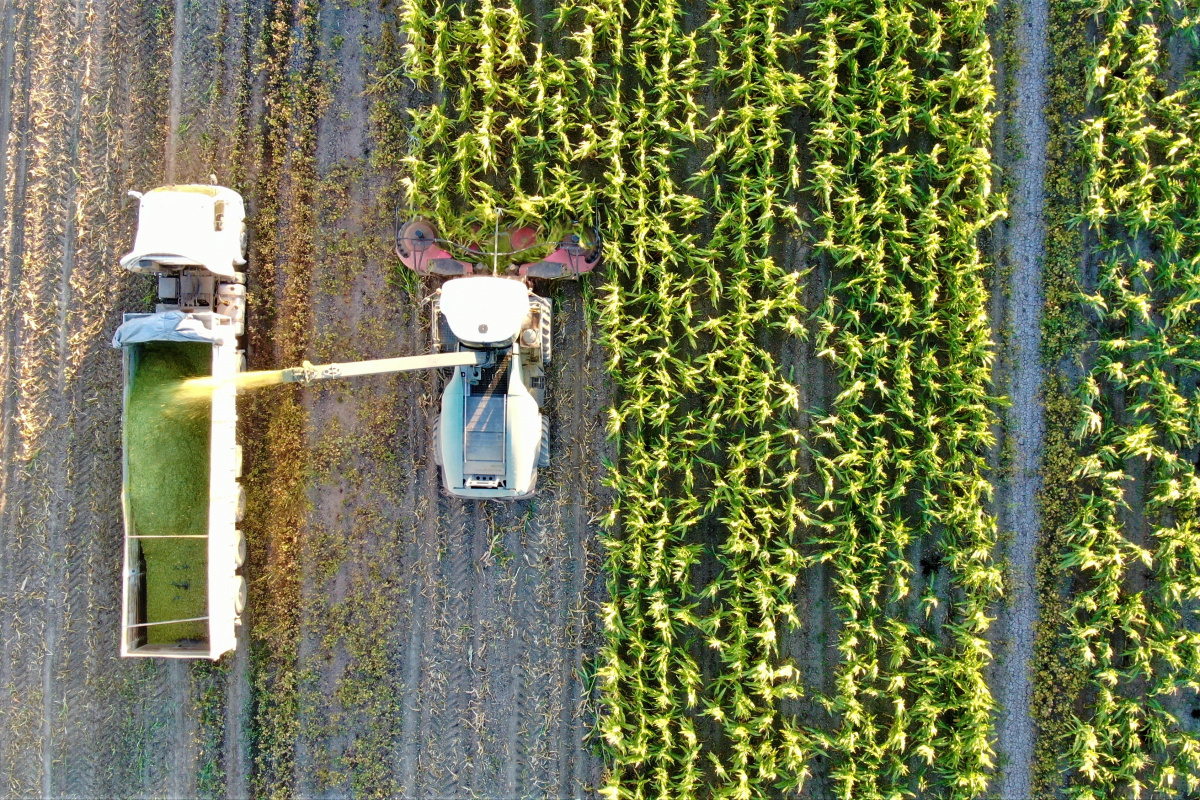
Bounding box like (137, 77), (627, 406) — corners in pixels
(985, 0), (1049, 794)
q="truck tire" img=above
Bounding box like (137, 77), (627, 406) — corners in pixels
(234, 529), (247, 567)
(234, 576), (248, 615)
(539, 415), (551, 468)
(235, 485), (247, 522)
(432, 417), (442, 466)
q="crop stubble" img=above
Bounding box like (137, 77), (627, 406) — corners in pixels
(0, 0), (183, 795)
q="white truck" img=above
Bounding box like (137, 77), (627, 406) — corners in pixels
(113, 185), (248, 659)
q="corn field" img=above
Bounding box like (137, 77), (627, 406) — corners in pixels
(397, 0), (1007, 792)
(1061, 0), (1200, 795)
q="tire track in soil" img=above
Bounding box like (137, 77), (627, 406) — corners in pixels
(991, 0), (1048, 794)
(165, 0), (183, 181)
(414, 490), (474, 799)
(466, 500), (489, 796)
(516, 505), (554, 796)
(548, 285), (605, 798)
(40, 0), (92, 792)
(398, 463), (438, 798)
(0, 0), (38, 791)
(437, 496), (472, 798)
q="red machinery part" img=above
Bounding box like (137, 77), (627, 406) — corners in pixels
(518, 229), (602, 279)
(397, 217), (601, 278)
(396, 218), (473, 276)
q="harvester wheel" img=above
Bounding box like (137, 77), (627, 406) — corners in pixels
(539, 416), (551, 468)
(234, 575), (248, 614)
(537, 296), (552, 366)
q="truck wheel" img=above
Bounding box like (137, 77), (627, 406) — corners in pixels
(236, 485), (247, 522)
(234, 529), (247, 567)
(234, 576), (248, 615)
(539, 416), (550, 468)
(432, 417), (442, 466)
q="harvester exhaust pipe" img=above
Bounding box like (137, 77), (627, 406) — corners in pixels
(282, 350), (491, 386)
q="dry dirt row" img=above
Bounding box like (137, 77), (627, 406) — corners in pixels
(986, 0), (1049, 795)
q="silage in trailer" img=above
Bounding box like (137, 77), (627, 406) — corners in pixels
(126, 341), (212, 643)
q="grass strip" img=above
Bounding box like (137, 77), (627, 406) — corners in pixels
(1030, 0), (1090, 793)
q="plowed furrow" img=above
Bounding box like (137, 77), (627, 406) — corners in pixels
(397, 465), (438, 797)
(0, 0), (37, 787)
(438, 496), (471, 798)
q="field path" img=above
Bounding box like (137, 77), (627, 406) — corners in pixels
(165, 0), (183, 181)
(992, 0), (1049, 794)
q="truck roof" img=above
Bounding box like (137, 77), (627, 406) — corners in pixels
(120, 185), (246, 279)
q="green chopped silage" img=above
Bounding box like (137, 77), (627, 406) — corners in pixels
(138, 538), (208, 643)
(127, 341), (211, 643)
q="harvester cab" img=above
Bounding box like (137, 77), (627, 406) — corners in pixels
(391, 217), (601, 499)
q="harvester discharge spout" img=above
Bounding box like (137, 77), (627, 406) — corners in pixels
(281, 350), (491, 386)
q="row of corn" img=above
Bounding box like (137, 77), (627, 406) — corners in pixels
(1063, 0), (1200, 795)
(593, 0), (817, 795)
(397, 0), (1002, 794)
(803, 0), (1004, 794)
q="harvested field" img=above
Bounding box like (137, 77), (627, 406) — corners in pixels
(1, 0), (1199, 797)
